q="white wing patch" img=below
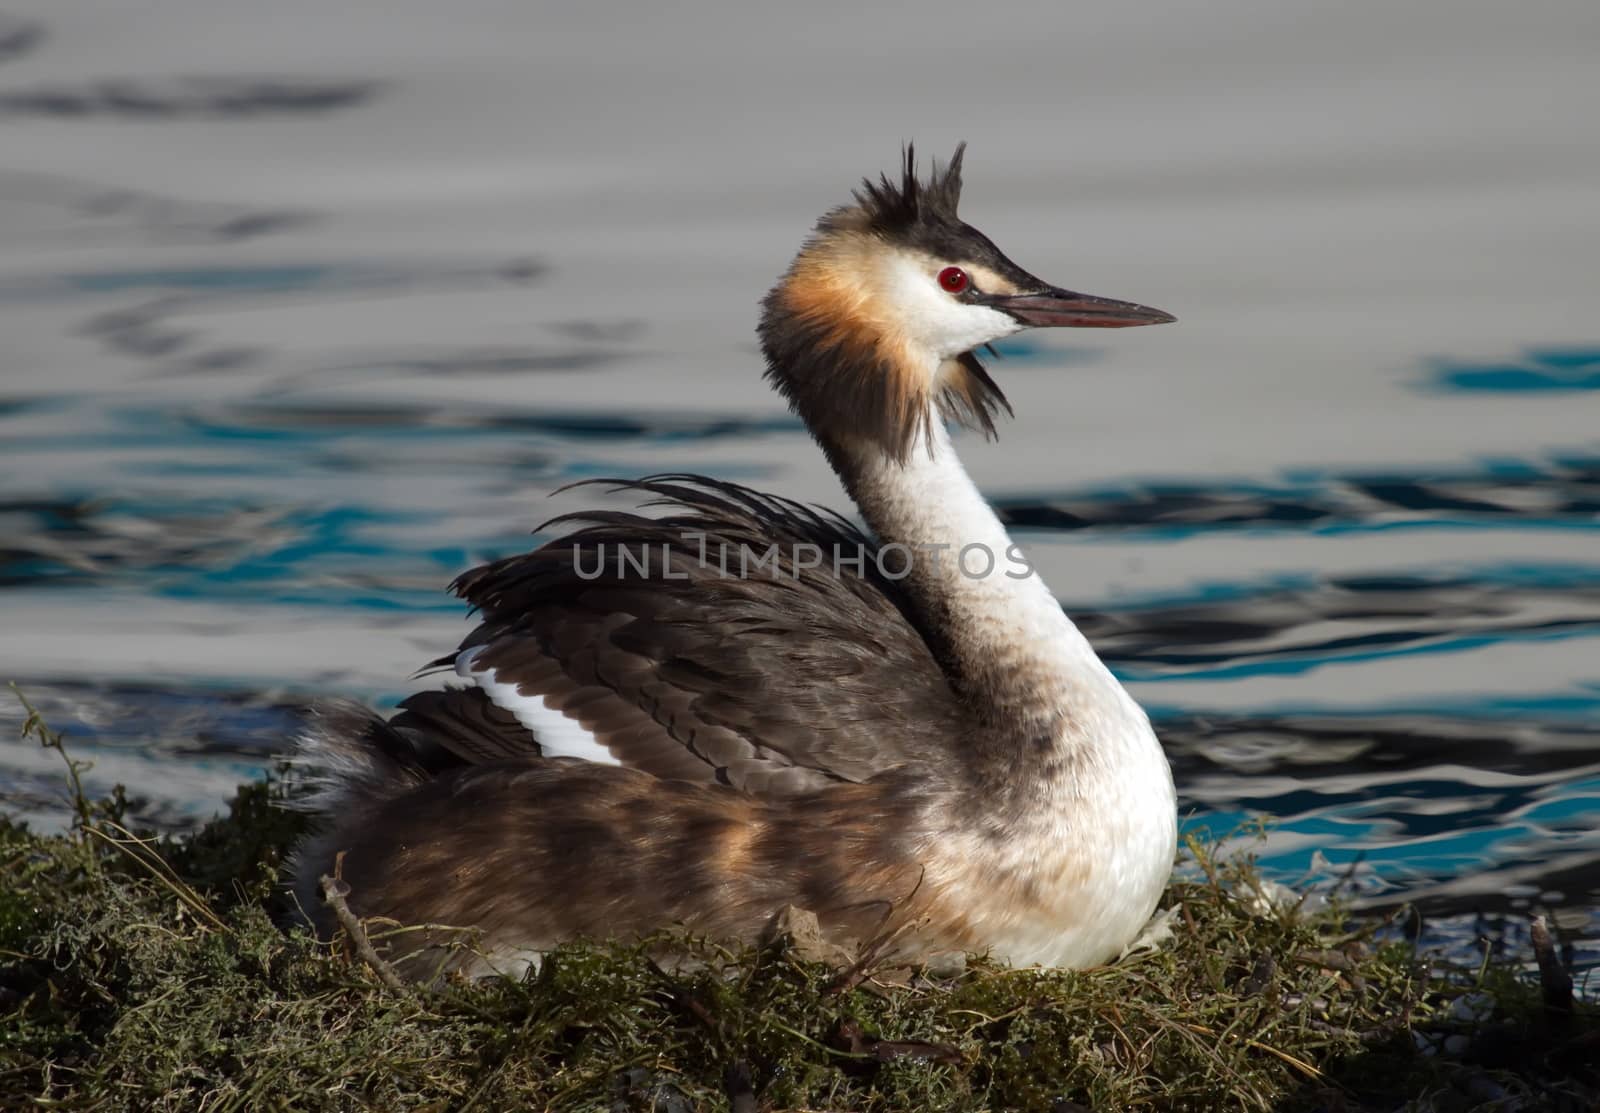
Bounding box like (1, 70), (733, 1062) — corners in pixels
(455, 646), (620, 767)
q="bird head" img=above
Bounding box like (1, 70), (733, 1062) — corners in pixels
(760, 143), (1173, 463)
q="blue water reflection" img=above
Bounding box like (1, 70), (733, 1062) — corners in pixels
(1, 0), (1598, 977)
(1425, 347), (1600, 394)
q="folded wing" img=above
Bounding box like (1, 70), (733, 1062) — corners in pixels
(394, 476), (967, 795)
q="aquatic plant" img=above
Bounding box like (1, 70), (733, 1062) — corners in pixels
(2, 689), (1595, 1112)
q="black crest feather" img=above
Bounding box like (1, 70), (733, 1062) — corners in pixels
(853, 142), (966, 235)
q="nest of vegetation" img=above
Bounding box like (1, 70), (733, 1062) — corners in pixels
(2, 692), (1596, 1112)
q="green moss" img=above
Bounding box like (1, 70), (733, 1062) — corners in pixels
(2, 694), (1596, 1111)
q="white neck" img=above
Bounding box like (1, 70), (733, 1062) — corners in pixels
(838, 419), (1147, 754)
(838, 408), (1178, 968)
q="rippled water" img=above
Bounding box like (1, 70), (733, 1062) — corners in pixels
(2, 1), (1597, 972)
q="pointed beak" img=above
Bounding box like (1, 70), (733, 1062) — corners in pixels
(993, 287), (1175, 329)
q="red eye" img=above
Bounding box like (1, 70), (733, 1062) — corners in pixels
(938, 266), (969, 293)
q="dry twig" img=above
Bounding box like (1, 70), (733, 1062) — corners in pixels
(320, 866), (405, 991)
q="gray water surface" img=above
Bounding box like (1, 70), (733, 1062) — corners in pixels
(2, 0), (1597, 970)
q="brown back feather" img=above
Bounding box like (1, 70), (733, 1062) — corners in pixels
(403, 475), (971, 793)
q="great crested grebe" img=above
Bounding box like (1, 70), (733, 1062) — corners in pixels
(291, 144), (1178, 978)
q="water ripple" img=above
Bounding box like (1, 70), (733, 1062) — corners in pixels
(0, 77), (385, 119)
(1424, 345), (1600, 394)
(998, 456), (1600, 534)
(0, 16), (44, 65)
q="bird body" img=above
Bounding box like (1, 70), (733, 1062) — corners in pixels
(291, 145), (1179, 979)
